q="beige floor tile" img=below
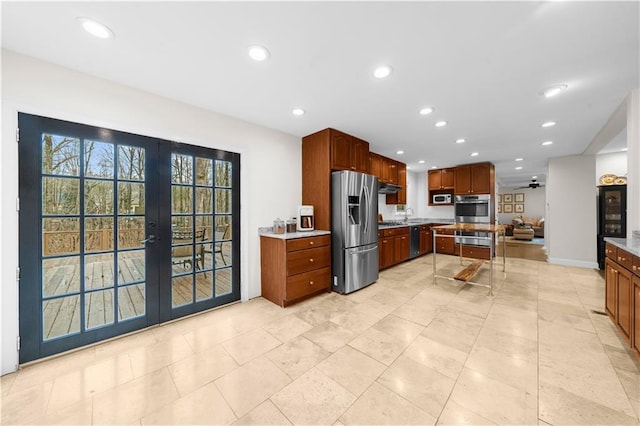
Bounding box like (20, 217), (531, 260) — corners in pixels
(222, 328), (282, 365)
(0, 380), (53, 425)
(128, 334), (194, 378)
(372, 314), (425, 344)
(450, 368), (534, 424)
(141, 381), (237, 425)
(0, 371), (17, 396)
(482, 306), (538, 341)
(183, 316), (244, 353)
(329, 303), (386, 334)
(465, 345), (537, 393)
(167, 343), (238, 396)
(539, 381), (640, 425)
(92, 368), (180, 425)
(265, 335), (330, 379)
(539, 356), (636, 417)
(617, 368), (640, 402)
(262, 314), (313, 342)
(404, 335), (468, 380)
(316, 345), (386, 396)
(47, 352), (134, 413)
(93, 330), (157, 360)
(340, 382), (436, 425)
(409, 286), (459, 308)
(214, 356), (291, 418)
(378, 355), (455, 418)
(348, 327), (408, 366)
(271, 368), (356, 425)
(604, 344), (640, 373)
(303, 321), (359, 353)
(31, 399), (93, 425)
(391, 303), (440, 326)
(437, 400), (496, 425)
(421, 317), (480, 354)
(233, 400), (291, 425)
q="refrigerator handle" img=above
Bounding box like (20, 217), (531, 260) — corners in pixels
(363, 184), (370, 235)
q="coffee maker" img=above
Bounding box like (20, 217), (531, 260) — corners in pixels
(297, 205), (314, 231)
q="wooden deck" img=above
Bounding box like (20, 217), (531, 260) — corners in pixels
(42, 250), (232, 340)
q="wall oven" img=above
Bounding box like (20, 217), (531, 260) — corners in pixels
(455, 194), (492, 247)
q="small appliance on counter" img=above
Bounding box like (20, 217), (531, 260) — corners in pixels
(297, 205), (314, 231)
(432, 194), (452, 204)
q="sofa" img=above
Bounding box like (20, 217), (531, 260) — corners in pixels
(512, 216), (544, 238)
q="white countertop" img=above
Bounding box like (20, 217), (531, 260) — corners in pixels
(604, 237), (640, 257)
(259, 229), (331, 240)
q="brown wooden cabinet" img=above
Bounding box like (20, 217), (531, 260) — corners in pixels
(379, 230), (394, 270)
(379, 227), (409, 270)
(428, 168), (455, 190)
(386, 162), (407, 205)
(434, 228), (455, 255)
(394, 229), (410, 264)
(454, 162), (494, 195)
(605, 243), (638, 351)
(369, 152), (383, 181)
(302, 128), (370, 230)
(419, 224), (432, 255)
(329, 129), (370, 173)
(454, 244), (491, 260)
(260, 234), (331, 307)
(633, 275), (640, 355)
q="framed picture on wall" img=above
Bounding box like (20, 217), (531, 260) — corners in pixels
(503, 204), (513, 213)
(503, 194), (513, 203)
(514, 203), (524, 213)
(515, 193), (525, 202)
(497, 204), (502, 213)
(498, 194), (502, 203)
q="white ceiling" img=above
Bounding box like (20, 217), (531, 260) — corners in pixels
(2, 1), (638, 187)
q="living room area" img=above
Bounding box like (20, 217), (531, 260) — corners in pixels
(496, 186), (547, 261)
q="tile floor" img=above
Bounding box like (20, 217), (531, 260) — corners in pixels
(2, 254), (640, 425)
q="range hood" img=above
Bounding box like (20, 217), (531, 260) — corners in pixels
(377, 182), (402, 194)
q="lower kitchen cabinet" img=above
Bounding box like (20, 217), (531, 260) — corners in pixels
(260, 233), (331, 307)
(379, 227), (409, 270)
(435, 228), (455, 255)
(604, 242), (640, 357)
(454, 244), (491, 260)
(393, 228), (410, 264)
(419, 224), (432, 254)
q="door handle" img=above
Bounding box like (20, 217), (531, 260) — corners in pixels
(141, 235), (156, 244)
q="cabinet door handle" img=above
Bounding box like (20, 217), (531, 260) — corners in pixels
(309, 241), (314, 245)
(309, 281), (314, 285)
(309, 258), (314, 263)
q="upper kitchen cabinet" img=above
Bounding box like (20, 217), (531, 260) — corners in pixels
(369, 152), (383, 180)
(386, 162), (407, 205)
(329, 129), (369, 173)
(454, 162), (494, 195)
(428, 168), (455, 190)
(383, 157), (398, 184)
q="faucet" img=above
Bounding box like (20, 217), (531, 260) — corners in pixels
(403, 207), (414, 223)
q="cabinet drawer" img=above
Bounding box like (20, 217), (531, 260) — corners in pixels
(605, 243), (617, 260)
(286, 267), (330, 301)
(394, 227), (409, 236)
(287, 235), (330, 252)
(631, 254), (640, 276)
(420, 225), (430, 231)
(455, 244), (491, 260)
(435, 237), (454, 254)
(287, 246), (330, 275)
(616, 248), (633, 271)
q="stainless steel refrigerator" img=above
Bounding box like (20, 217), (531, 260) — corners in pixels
(331, 171), (379, 294)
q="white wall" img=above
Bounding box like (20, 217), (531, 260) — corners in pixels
(627, 89), (639, 238)
(595, 151), (627, 186)
(1, 50), (302, 374)
(546, 155), (598, 268)
(497, 187), (546, 224)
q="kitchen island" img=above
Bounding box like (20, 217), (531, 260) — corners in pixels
(431, 223), (507, 296)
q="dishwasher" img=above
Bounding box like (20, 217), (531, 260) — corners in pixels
(409, 225), (420, 259)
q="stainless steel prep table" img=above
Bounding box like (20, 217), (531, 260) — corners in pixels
(431, 223), (507, 296)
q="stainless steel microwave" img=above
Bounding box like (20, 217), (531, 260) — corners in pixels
(432, 194), (451, 204)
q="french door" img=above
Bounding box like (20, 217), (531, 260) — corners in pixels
(18, 113), (240, 363)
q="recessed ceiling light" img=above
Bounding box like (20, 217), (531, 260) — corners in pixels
(435, 121), (447, 128)
(541, 84), (568, 98)
(622, 148), (628, 152)
(431, 166), (438, 169)
(419, 107), (434, 115)
(418, 160), (425, 164)
(532, 175), (538, 179)
(470, 152), (479, 157)
(515, 158), (523, 162)
(77, 17), (114, 39)
(396, 150), (404, 155)
(455, 138), (466, 144)
(373, 65), (392, 79)
(292, 108), (305, 116)
(248, 45), (270, 61)
(406, 166), (412, 170)
(515, 166), (523, 170)
(541, 141), (554, 146)
(541, 121), (556, 128)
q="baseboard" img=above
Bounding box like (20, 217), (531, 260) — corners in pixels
(547, 257), (599, 269)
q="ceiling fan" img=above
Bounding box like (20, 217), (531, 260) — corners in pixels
(515, 179), (544, 189)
